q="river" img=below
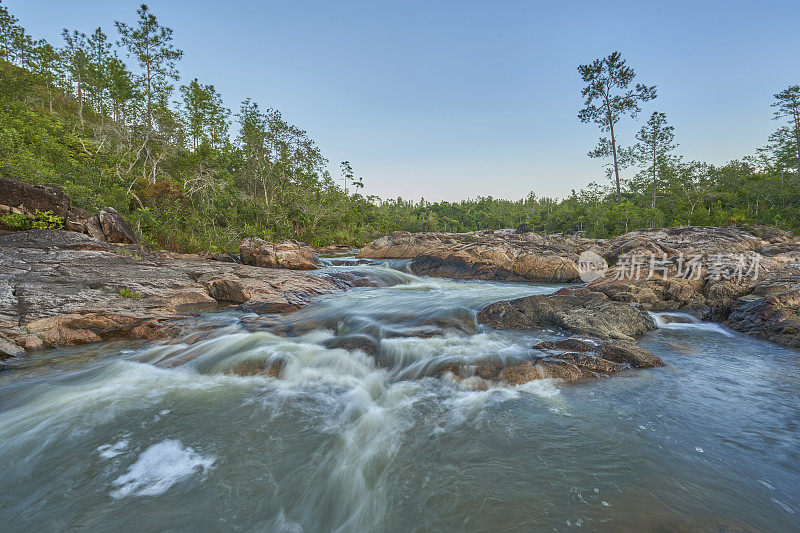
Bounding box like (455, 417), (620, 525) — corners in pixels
(0, 260), (798, 531)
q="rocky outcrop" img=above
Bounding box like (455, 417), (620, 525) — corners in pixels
(0, 177), (138, 244)
(724, 269), (800, 347)
(0, 230), (353, 359)
(240, 238), (319, 270)
(478, 287), (654, 340)
(358, 230), (584, 282)
(363, 226), (800, 348)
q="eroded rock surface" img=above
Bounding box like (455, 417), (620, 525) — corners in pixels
(0, 231), (350, 357)
(358, 230), (584, 282)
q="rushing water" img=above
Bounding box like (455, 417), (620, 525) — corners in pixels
(0, 260), (798, 531)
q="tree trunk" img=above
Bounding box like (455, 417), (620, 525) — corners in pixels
(609, 122), (621, 204)
(77, 73), (84, 131)
(146, 62), (152, 131)
(794, 111), (800, 181)
(652, 145), (657, 209)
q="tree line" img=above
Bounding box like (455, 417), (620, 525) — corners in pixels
(0, 1), (798, 252)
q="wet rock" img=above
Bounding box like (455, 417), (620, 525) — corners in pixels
(555, 352), (628, 373)
(240, 238), (319, 270)
(479, 287), (654, 340)
(533, 337), (600, 352)
(0, 337), (24, 358)
(655, 313), (695, 324)
(98, 207), (139, 244)
(322, 334), (379, 355)
(597, 340), (665, 368)
(129, 320), (179, 340)
(437, 333), (663, 386)
(229, 358), (285, 377)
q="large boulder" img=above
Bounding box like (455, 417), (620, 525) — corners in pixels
(0, 178), (73, 220)
(97, 207), (139, 244)
(240, 238), (319, 270)
(478, 287), (654, 340)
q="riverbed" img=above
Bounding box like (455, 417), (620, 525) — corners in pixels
(0, 260), (798, 531)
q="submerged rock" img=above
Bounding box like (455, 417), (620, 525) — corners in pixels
(323, 334), (379, 355)
(597, 340), (665, 368)
(229, 358), (285, 378)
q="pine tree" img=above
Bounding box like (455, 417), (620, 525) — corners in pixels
(116, 4), (182, 131)
(633, 112), (676, 209)
(771, 85), (800, 180)
(578, 51), (656, 204)
(61, 29), (89, 130)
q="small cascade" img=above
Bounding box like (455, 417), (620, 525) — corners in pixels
(649, 312), (734, 336)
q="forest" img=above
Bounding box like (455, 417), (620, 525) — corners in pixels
(1, 2), (798, 252)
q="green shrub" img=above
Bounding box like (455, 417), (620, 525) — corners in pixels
(31, 210), (64, 230)
(0, 211), (32, 230)
(118, 287), (142, 299)
(0, 209), (63, 230)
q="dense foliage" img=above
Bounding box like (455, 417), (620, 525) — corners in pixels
(0, 2), (797, 252)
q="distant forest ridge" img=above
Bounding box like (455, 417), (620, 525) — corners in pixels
(0, 2), (798, 252)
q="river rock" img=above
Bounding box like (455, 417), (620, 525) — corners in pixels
(437, 335), (663, 387)
(240, 238), (320, 270)
(478, 287), (654, 340)
(0, 230), (352, 355)
(323, 333), (379, 355)
(724, 268), (800, 347)
(597, 340), (665, 368)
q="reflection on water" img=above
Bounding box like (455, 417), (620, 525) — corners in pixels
(0, 261), (798, 531)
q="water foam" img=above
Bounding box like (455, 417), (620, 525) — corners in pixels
(110, 439), (215, 498)
(97, 439), (130, 459)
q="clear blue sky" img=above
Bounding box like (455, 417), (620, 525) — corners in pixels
(7, 0), (800, 201)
